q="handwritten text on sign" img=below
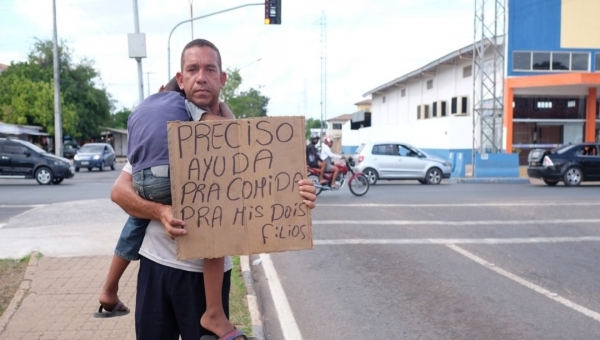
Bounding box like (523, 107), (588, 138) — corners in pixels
(167, 116), (313, 260)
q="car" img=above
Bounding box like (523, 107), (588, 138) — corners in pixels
(62, 144), (79, 159)
(354, 141), (452, 185)
(0, 137), (75, 185)
(527, 143), (600, 186)
(73, 143), (116, 172)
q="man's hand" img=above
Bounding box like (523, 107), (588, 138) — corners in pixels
(157, 205), (187, 240)
(297, 179), (317, 209)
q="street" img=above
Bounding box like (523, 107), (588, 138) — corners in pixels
(1, 173), (600, 339)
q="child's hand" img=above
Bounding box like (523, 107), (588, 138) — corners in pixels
(297, 179), (317, 209)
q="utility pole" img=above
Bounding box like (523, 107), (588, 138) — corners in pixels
(145, 71), (155, 97)
(52, 0), (63, 157)
(319, 11), (327, 144)
(189, 0), (195, 39)
(129, 0), (146, 104)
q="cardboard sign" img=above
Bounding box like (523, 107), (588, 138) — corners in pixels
(167, 116), (313, 260)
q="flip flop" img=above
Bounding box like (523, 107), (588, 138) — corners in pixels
(93, 300), (130, 318)
(200, 328), (254, 340)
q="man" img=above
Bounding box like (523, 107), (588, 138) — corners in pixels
(111, 39), (317, 340)
(320, 136), (344, 188)
(306, 134), (327, 185)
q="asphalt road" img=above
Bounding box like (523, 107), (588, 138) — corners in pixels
(251, 181), (600, 340)
(1, 172), (600, 339)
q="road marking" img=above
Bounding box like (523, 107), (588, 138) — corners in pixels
(447, 244), (600, 323)
(260, 253), (303, 340)
(0, 204), (46, 208)
(313, 219), (600, 226)
(315, 236), (600, 246)
(319, 202), (600, 207)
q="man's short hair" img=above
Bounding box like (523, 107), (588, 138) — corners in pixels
(180, 39), (222, 72)
(163, 76), (184, 93)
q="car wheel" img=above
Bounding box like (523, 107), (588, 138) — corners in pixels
(75, 167), (80, 172)
(111, 159), (116, 170)
(563, 167), (582, 186)
(418, 179), (427, 184)
(363, 168), (379, 185)
(99, 161), (105, 171)
(52, 177), (64, 185)
(35, 167), (53, 185)
(426, 167), (442, 185)
(88, 167), (93, 171)
(543, 179), (559, 186)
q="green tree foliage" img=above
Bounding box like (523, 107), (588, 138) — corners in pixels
(220, 68), (269, 118)
(305, 117), (326, 139)
(0, 39), (112, 139)
(107, 108), (132, 130)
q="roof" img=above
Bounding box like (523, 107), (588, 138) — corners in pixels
(327, 114), (352, 122)
(103, 127), (128, 135)
(354, 99), (371, 106)
(0, 63), (8, 72)
(362, 36), (504, 97)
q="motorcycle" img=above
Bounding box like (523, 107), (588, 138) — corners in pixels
(306, 156), (370, 196)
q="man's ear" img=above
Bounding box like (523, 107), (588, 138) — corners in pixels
(220, 71), (227, 89)
(176, 72), (185, 92)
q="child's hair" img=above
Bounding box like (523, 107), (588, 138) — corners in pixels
(164, 77), (184, 94)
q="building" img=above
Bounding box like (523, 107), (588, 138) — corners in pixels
(351, 0), (600, 177)
(325, 114), (351, 153)
(0, 63), (8, 75)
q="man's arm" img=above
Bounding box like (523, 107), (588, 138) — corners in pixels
(111, 170), (186, 239)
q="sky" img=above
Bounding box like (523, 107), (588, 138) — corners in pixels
(0, 0), (474, 121)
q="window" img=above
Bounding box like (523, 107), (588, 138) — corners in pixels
(423, 104), (430, 119)
(401, 89), (406, 97)
(440, 101), (447, 117)
(372, 144), (396, 156)
(382, 96), (386, 103)
(432, 102), (438, 118)
(463, 65), (472, 78)
(332, 123), (342, 130)
(3, 142), (28, 155)
(417, 105), (421, 120)
(451, 97), (458, 114)
(513, 52), (531, 70)
(552, 53), (569, 70)
(532, 52), (551, 70)
(426, 80), (433, 90)
(596, 54), (600, 72)
(461, 97), (468, 114)
(572, 53), (589, 71)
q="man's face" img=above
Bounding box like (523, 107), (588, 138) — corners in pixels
(176, 46), (227, 109)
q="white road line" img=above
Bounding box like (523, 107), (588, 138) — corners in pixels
(447, 244), (600, 323)
(319, 202), (600, 207)
(260, 253), (303, 340)
(313, 219), (600, 226)
(315, 236), (600, 246)
(0, 204), (46, 208)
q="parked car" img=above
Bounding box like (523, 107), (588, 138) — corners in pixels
(354, 141), (452, 185)
(73, 143), (116, 172)
(0, 137), (74, 185)
(62, 144), (79, 159)
(527, 143), (600, 186)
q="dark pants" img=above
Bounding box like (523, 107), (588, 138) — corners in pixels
(136, 256), (231, 340)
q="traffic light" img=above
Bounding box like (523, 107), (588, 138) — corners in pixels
(264, 0), (281, 25)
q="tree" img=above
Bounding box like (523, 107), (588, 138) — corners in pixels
(106, 108), (132, 130)
(221, 68), (269, 118)
(0, 39), (113, 139)
(305, 117), (326, 139)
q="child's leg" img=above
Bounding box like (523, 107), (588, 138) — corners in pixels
(200, 257), (238, 337)
(98, 215), (149, 311)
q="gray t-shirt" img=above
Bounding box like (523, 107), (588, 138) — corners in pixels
(127, 91), (205, 173)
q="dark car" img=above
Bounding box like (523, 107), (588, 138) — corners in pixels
(73, 143), (116, 172)
(0, 137), (75, 185)
(527, 143), (600, 186)
(63, 144), (79, 159)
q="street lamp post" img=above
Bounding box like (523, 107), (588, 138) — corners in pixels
(52, 0), (62, 157)
(167, 3), (262, 80)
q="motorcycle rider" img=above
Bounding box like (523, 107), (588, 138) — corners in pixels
(320, 136), (344, 188)
(306, 134), (327, 185)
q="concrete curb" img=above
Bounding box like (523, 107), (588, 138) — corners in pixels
(0, 252), (39, 335)
(449, 178), (530, 184)
(241, 255), (265, 340)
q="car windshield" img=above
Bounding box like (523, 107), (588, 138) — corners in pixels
(79, 144), (104, 153)
(553, 145), (574, 154)
(19, 140), (46, 154)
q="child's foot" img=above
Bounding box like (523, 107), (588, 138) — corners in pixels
(98, 290), (127, 312)
(201, 312), (245, 339)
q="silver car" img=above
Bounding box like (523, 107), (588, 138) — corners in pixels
(354, 142), (452, 185)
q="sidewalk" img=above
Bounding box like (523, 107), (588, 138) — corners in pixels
(0, 200), (264, 340)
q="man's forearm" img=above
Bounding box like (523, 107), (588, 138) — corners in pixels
(110, 171), (166, 220)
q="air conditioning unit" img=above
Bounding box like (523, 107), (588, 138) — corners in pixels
(451, 96), (469, 116)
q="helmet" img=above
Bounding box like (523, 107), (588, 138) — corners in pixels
(323, 136), (333, 143)
(310, 133), (320, 145)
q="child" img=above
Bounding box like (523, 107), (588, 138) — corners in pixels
(96, 78), (246, 339)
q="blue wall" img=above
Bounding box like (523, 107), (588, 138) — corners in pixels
(507, 0), (600, 75)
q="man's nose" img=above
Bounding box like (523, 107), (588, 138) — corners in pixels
(194, 70), (208, 84)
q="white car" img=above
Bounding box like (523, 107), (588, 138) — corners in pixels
(354, 142), (452, 185)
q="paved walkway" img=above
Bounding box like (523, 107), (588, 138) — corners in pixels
(0, 255), (138, 340)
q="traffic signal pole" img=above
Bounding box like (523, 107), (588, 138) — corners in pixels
(167, 3), (263, 80)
